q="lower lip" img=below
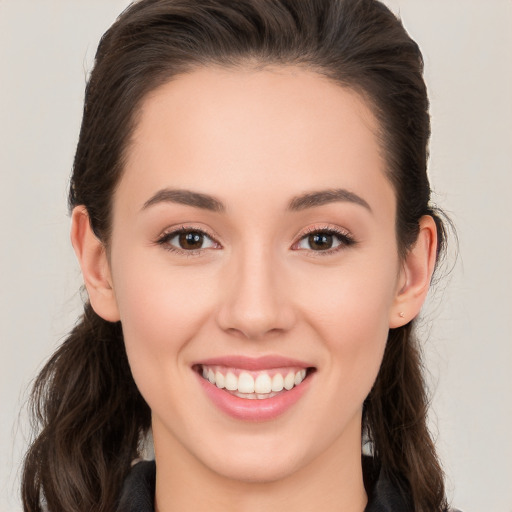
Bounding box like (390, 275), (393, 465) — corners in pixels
(195, 370), (313, 422)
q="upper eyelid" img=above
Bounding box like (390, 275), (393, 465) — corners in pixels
(155, 224), (354, 250)
(157, 225), (221, 243)
(292, 225), (356, 252)
(154, 227), (222, 257)
(295, 224), (353, 240)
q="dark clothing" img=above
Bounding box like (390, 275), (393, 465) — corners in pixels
(117, 460), (156, 512)
(116, 457), (420, 511)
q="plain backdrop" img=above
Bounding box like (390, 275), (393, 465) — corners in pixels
(1, 1), (511, 511)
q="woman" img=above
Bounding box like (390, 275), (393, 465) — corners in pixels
(22, 1), (454, 511)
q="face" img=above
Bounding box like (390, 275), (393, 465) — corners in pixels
(107, 67), (403, 483)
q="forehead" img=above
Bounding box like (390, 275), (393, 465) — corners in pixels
(117, 66), (394, 218)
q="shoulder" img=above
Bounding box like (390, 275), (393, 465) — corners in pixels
(116, 460), (156, 512)
(362, 457), (462, 512)
(363, 457), (413, 512)
(117, 458), (462, 512)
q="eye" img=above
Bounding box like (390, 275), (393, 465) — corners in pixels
(294, 228), (355, 253)
(156, 227), (220, 253)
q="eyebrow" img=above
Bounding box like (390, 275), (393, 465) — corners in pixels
(141, 187), (371, 214)
(141, 188), (225, 212)
(288, 188), (372, 213)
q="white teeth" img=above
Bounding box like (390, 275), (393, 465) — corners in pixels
(254, 373), (272, 394)
(238, 372), (255, 393)
(225, 371), (238, 391)
(233, 391), (280, 400)
(293, 370), (307, 386)
(271, 373), (284, 392)
(215, 371), (225, 389)
(200, 366), (309, 396)
(284, 371), (295, 390)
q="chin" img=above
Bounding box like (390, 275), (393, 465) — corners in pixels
(179, 429), (300, 483)
(206, 452), (303, 484)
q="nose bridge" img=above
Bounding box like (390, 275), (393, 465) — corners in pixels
(217, 241), (295, 339)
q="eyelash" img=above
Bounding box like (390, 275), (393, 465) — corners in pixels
(155, 226), (221, 256)
(292, 225), (356, 255)
(155, 225), (356, 256)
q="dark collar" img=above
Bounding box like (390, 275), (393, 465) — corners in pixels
(116, 458), (412, 512)
(116, 460), (156, 512)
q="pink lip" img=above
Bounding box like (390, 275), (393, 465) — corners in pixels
(195, 355), (311, 371)
(193, 356), (315, 422)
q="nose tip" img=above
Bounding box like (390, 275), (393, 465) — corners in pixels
(216, 261), (296, 340)
(220, 304), (291, 340)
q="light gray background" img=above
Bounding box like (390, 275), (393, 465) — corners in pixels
(1, 1), (511, 511)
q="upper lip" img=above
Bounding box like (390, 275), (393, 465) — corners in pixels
(194, 355), (313, 371)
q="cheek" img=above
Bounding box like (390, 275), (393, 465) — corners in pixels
(293, 253), (398, 399)
(296, 251), (398, 339)
(109, 249), (217, 395)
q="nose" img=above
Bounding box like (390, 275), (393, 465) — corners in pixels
(216, 248), (296, 340)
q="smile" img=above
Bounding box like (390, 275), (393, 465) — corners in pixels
(193, 357), (315, 421)
(199, 365), (308, 399)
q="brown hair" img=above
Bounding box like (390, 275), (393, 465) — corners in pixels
(22, 1), (449, 511)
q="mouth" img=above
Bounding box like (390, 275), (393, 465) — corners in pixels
(193, 364), (315, 400)
(192, 356), (316, 421)
(194, 364), (315, 400)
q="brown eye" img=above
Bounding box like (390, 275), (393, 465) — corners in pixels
(295, 229), (354, 253)
(308, 233), (334, 250)
(178, 231), (205, 250)
(159, 229), (219, 252)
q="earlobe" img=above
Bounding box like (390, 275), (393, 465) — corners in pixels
(70, 206), (120, 322)
(389, 215), (438, 328)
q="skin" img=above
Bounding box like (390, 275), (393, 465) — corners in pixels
(71, 66), (437, 512)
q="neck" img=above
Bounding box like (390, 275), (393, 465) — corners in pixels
(153, 416), (367, 512)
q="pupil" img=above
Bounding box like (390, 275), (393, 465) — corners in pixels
(309, 233), (333, 250)
(179, 232), (203, 249)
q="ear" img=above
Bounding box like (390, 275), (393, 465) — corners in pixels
(389, 215), (438, 328)
(70, 206), (120, 322)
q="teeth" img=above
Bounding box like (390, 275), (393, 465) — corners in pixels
(215, 371), (225, 389)
(254, 373), (272, 394)
(238, 372), (255, 393)
(201, 366), (308, 397)
(271, 373), (284, 392)
(233, 391), (280, 400)
(225, 372), (238, 391)
(284, 372), (295, 390)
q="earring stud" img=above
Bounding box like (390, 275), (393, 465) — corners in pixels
(399, 312), (405, 318)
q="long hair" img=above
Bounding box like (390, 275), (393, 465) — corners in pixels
(22, 1), (448, 511)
